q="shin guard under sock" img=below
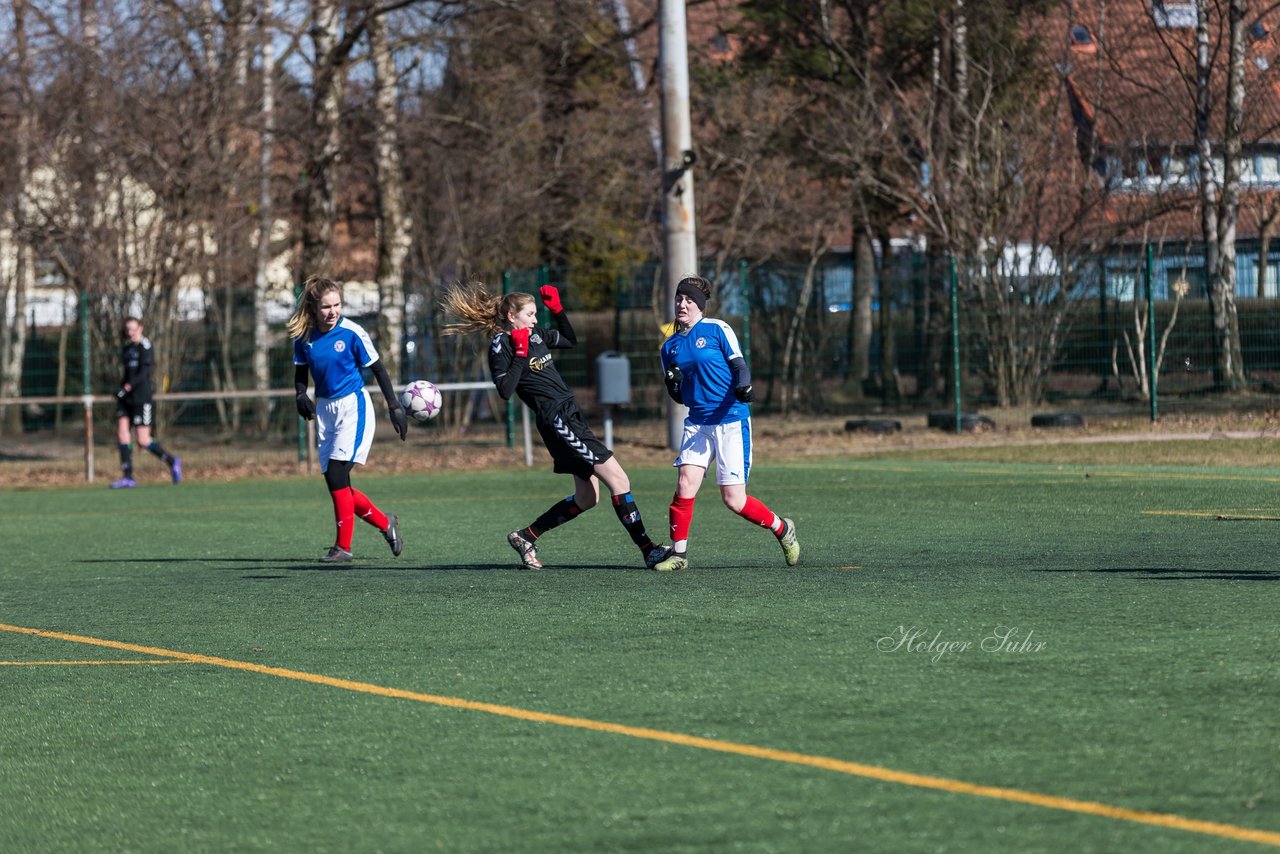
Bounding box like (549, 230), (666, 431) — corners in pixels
(736, 495), (783, 535)
(352, 489), (389, 531)
(330, 488), (355, 550)
(669, 494), (695, 551)
(527, 497), (583, 540)
(146, 441), (175, 466)
(611, 492), (655, 552)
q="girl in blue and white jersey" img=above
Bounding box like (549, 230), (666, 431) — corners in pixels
(655, 275), (799, 572)
(289, 276), (407, 564)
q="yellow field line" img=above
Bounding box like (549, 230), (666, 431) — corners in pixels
(838, 461), (1280, 484)
(0, 659), (187, 666)
(2, 622), (1277, 847)
(1143, 510), (1280, 521)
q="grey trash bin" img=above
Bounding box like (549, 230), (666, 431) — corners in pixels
(596, 352), (630, 450)
(596, 352), (631, 405)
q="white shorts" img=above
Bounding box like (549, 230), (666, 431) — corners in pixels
(316, 388), (375, 473)
(673, 418), (753, 486)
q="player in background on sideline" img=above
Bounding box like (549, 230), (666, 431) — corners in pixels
(289, 276), (407, 564)
(441, 282), (668, 570)
(111, 317), (181, 489)
(653, 275), (799, 572)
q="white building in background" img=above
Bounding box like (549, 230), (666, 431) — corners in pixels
(0, 164), (343, 330)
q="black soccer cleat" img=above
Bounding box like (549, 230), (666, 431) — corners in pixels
(320, 546), (353, 564)
(644, 544), (673, 570)
(383, 514), (403, 557)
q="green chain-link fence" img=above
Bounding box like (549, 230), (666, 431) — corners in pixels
(7, 245), (1280, 480)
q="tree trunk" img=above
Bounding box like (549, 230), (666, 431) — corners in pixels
(781, 238), (825, 413)
(1258, 207), (1280, 298)
(846, 220), (874, 396)
(1, 0), (34, 433)
(1194, 0), (1223, 376)
(369, 14), (411, 381)
(253, 0), (278, 430)
(877, 227), (902, 404)
(299, 0), (345, 282)
(1212, 0), (1248, 390)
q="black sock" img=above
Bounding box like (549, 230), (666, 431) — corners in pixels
(118, 444), (133, 478)
(611, 492), (655, 552)
(146, 441), (174, 466)
(527, 497), (583, 540)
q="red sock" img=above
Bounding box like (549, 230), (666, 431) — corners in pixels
(352, 489), (389, 531)
(737, 496), (783, 535)
(669, 494), (696, 544)
(330, 488), (355, 550)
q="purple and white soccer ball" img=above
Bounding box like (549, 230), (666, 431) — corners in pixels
(400, 380), (443, 423)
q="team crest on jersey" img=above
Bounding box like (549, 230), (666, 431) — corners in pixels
(334, 340), (346, 353)
(695, 337), (707, 348)
(531, 333), (544, 345)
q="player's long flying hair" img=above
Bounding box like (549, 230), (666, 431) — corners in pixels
(440, 282), (534, 337)
(286, 276), (342, 339)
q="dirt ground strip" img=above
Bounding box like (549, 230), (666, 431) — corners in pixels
(7, 408), (1280, 489)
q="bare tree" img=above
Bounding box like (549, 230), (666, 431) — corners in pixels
(869, 4), (1105, 406)
(0, 0), (36, 433)
(368, 12), (411, 380)
(1208, 0), (1247, 389)
(253, 0), (280, 429)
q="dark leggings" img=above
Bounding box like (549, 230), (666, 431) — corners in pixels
(324, 459), (353, 491)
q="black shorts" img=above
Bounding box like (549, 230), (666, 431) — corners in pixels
(116, 395), (155, 428)
(536, 402), (612, 480)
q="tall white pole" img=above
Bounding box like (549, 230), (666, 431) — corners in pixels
(659, 0), (696, 451)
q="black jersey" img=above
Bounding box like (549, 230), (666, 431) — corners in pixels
(121, 337), (155, 399)
(489, 312), (578, 423)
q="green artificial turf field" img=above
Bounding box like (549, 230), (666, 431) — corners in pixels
(2, 458), (1277, 852)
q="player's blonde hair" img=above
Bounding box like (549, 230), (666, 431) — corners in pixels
(286, 276), (342, 339)
(440, 282), (535, 337)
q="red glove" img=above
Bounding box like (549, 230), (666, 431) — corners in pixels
(539, 285), (563, 314)
(511, 327), (530, 358)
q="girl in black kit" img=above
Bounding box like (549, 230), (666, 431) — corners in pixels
(111, 317), (181, 489)
(442, 283), (668, 570)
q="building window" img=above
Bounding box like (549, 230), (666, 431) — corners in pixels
(1259, 156), (1280, 184)
(1070, 25), (1096, 52)
(1154, 1), (1198, 28)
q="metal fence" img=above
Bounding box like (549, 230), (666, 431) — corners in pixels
(6, 245), (1280, 482)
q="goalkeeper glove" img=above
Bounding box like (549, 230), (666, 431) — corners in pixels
(389, 405), (408, 441)
(663, 365), (683, 403)
(295, 392), (316, 421)
(734, 384), (754, 403)
(538, 285), (564, 314)
(511, 327), (530, 358)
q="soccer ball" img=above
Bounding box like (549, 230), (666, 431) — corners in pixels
(400, 380), (443, 423)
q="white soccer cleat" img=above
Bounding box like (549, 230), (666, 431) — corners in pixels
(777, 518), (800, 567)
(652, 551), (689, 572)
(507, 530), (542, 569)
